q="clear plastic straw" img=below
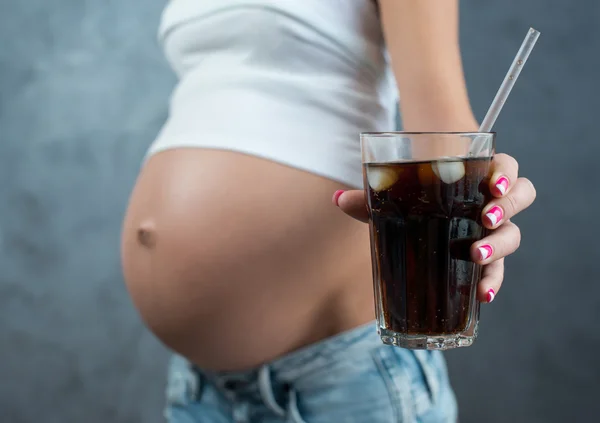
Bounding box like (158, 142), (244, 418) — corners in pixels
(471, 28), (541, 154)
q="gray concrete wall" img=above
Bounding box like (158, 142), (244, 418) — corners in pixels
(1, 1), (598, 422)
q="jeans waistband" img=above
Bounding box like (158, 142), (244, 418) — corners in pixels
(189, 321), (381, 421)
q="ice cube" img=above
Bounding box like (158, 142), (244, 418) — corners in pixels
(366, 166), (400, 192)
(432, 160), (466, 184)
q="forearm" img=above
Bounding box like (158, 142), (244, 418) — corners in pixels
(379, 0), (478, 131)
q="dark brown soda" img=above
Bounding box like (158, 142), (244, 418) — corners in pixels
(365, 158), (491, 335)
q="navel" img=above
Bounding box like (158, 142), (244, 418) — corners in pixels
(136, 220), (157, 248)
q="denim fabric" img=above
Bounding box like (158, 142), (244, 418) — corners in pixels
(164, 322), (457, 423)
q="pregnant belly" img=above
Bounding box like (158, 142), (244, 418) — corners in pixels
(121, 148), (374, 371)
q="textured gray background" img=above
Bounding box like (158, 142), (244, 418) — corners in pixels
(0, 1), (598, 422)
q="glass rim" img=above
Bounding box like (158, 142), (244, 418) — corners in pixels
(361, 131), (495, 136)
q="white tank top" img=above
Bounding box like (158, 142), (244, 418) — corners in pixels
(148, 0), (398, 188)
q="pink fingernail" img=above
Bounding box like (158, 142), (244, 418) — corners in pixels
(485, 206), (503, 227)
(478, 244), (493, 261)
(487, 289), (496, 303)
(495, 176), (509, 196)
(332, 190), (345, 206)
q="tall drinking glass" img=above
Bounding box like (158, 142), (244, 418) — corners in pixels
(362, 132), (495, 350)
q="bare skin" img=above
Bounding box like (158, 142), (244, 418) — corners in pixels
(121, 1), (534, 371)
(122, 149), (374, 370)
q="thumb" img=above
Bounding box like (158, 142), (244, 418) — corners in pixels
(332, 190), (369, 223)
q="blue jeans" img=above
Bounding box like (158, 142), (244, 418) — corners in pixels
(164, 322), (457, 422)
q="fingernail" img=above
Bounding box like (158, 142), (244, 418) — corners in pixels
(478, 244), (493, 261)
(495, 176), (509, 196)
(487, 289), (496, 303)
(485, 206), (503, 227)
(332, 190), (345, 206)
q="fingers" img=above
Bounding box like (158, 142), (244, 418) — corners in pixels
(471, 221), (521, 264)
(478, 258), (505, 303)
(333, 190), (369, 223)
(477, 154), (531, 305)
(482, 177), (536, 229)
(473, 222), (522, 304)
(488, 153), (519, 197)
